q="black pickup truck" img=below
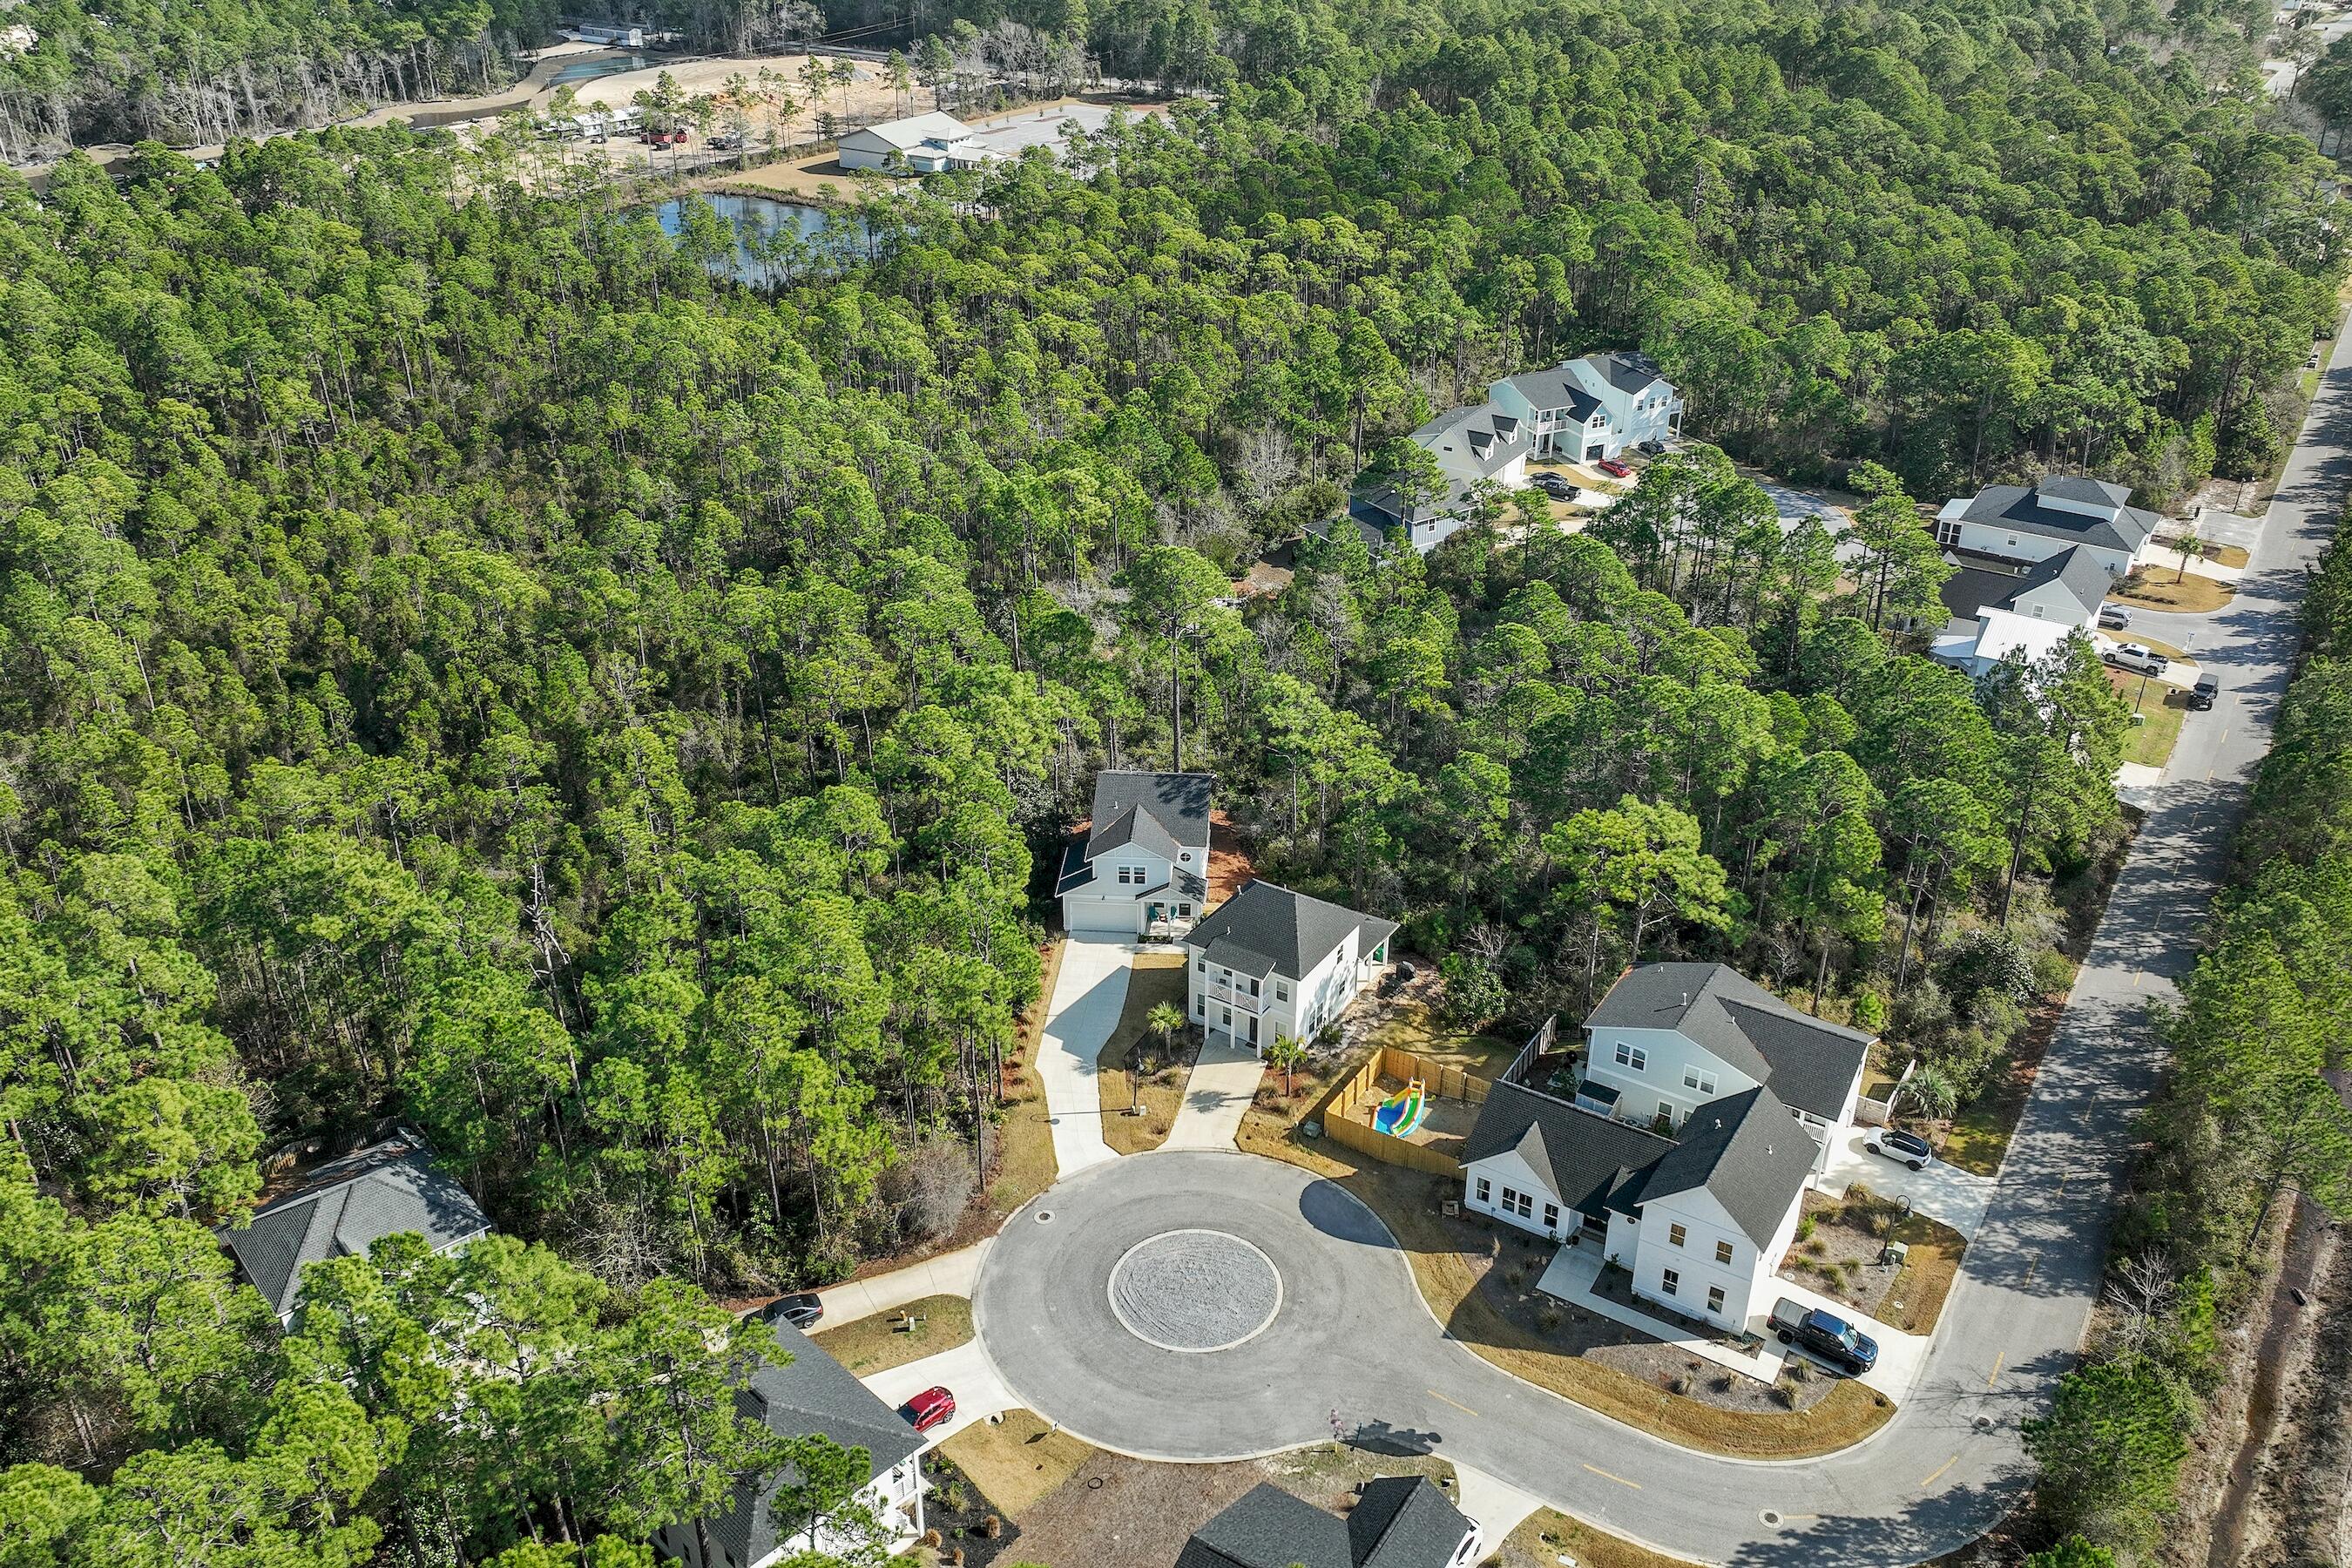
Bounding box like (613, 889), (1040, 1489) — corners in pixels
(1769, 1298), (1880, 1376)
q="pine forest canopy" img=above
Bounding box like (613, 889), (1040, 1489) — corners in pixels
(0, 0), (2338, 1557)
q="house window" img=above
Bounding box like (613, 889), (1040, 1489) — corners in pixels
(1707, 1285), (1727, 1315)
(1614, 1043), (1646, 1071)
(1718, 1240), (1737, 1266)
(1667, 1222), (1686, 1248)
(1660, 1268), (1680, 1298)
(1196, 958), (1207, 973)
(1220, 1008), (1233, 1027)
(1659, 1100), (1674, 1124)
(1501, 1186), (1533, 1220)
(1247, 977), (1260, 997)
(1194, 996), (1205, 1016)
(1475, 1177), (1491, 1205)
(1274, 980), (1289, 1002)
(1682, 1067), (1715, 1095)
(1178, 903), (1193, 917)
(1542, 1203), (1559, 1231)
(1118, 864), (1145, 886)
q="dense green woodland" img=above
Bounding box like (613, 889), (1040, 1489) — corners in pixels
(0, 0), (2342, 1558)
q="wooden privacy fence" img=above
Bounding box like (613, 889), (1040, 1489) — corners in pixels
(1316, 1047), (1492, 1176)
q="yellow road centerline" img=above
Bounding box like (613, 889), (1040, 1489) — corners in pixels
(1426, 1389), (1478, 1417)
(1582, 1463), (1642, 1490)
(1920, 1454), (1959, 1490)
(1987, 1350), (2004, 1388)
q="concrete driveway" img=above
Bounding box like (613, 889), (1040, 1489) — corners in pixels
(1820, 1131), (1998, 1241)
(858, 1338), (1017, 1448)
(1163, 1042), (1263, 1150)
(1036, 936), (1136, 1176)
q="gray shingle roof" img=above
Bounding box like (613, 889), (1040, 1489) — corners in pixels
(1494, 366), (1601, 422)
(1582, 349), (1666, 396)
(1185, 880), (1396, 982)
(706, 1321), (928, 1568)
(1585, 963), (1873, 1119)
(1175, 1479), (1471, 1568)
(1409, 402), (1527, 479)
(1461, 1079), (1675, 1222)
(1616, 1085), (1819, 1247)
(1955, 481), (2158, 555)
(2038, 475), (2131, 509)
(1085, 772), (1213, 860)
(1996, 544), (2110, 620)
(219, 1133), (491, 1318)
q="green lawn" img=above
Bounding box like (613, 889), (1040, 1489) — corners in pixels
(2112, 672), (2187, 770)
(807, 1293), (973, 1376)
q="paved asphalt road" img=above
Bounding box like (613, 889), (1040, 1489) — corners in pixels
(970, 340), (2352, 1565)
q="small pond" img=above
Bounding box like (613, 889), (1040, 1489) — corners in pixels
(652, 192), (868, 283)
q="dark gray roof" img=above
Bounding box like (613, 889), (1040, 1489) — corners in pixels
(1176, 1479), (1471, 1568)
(220, 1133), (491, 1317)
(1186, 880), (1396, 982)
(1938, 564), (2020, 622)
(1461, 1079), (1675, 1222)
(1495, 366), (1601, 422)
(2038, 475), (2131, 509)
(1585, 963), (1873, 1119)
(1617, 1085), (1819, 1247)
(1996, 544), (2109, 619)
(1086, 771), (1213, 860)
(1583, 350), (1666, 396)
(1954, 481), (2158, 555)
(706, 1321), (927, 1568)
(1308, 512), (1396, 553)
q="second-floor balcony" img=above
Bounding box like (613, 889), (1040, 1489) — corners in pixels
(1205, 977), (1268, 1012)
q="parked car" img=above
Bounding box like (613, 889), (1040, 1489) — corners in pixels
(1532, 472), (1577, 500)
(1769, 1300), (1879, 1376)
(1594, 457), (1634, 478)
(1866, 1127), (1934, 1171)
(2096, 603), (2132, 630)
(2189, 673), (2220, 710)
(2104, 642), (2167, 677)
(758, 1292), (824, 1329)
(707, 133), (742, 151)
(1635, 438), (1668, 456)
(902, 1386), (956, 1432)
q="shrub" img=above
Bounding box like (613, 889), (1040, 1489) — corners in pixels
(882, 1134), (977, 1244)
(1938, 929), (2037, 1021)
(1794, 1213), (1817, 1242)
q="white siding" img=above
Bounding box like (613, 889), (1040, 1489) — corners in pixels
(1947, 518), (2132, 578)
(1629, 1185), (1777, 1330)
(1463, 1151), (1570, 1240)
(1062, 847), (1191, 936)
(1186, 917), (1385, 1055)
(1579, 1025), (1761, 1132)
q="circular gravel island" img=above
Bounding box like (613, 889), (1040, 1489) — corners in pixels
(1107, 1227), (1284, 1352)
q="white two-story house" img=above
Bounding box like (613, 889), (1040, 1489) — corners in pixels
(1349, 402), (1531, 553)
(1932, 476), (2159, 578)
(1930, 544), (2112, 679)
(1185, 880), (1396, 1053)
(1458, 963), (1876, 1334)
(1488, 351), (1683, 463)
(1571, 962), (1875, 1157)
(1056, 771), (1213, 937)
(657, 1321), (929, 1568)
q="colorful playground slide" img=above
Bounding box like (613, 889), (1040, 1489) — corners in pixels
(1372, 1078), (1429, 1138)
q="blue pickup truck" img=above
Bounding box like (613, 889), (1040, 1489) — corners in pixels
(1769, 1298), (1880, 1376)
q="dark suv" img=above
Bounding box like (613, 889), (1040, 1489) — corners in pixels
(2188, 674), (2220, 710)
(1769, 1299), (1879, 1375)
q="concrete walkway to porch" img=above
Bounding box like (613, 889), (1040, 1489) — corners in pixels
(1534, 1242), (1788, 1385)
(1162, 1040), (1263, 1150)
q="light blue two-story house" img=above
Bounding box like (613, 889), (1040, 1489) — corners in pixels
(1487, 351), (1684, 464)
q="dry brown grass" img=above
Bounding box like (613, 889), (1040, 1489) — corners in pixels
(1249, 1139), (1896, 1458)
(1362, 1004), (1521, 1078)
(1502, 1509), (1700, 1568)
(935, 1409), (1098, 1519)
(1097, 952), (1191, 1155)
(808, 1294), (973, 1376)
(2110, 570), (2235, 612)
(989, 939), (1065, 1214)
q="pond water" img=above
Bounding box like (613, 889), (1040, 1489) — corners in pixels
(652, 193), (867, 283)
(550, 53), (646, 88)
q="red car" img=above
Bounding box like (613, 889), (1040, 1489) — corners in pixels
(1595, 456), (1634, 478)
(902, 1386), (956, 1432)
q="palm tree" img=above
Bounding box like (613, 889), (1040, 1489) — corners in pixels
(1146, 1001), (1186, 1059)
(2174, 520), (2209, 585)
(1266, 1034), (1308, 1097)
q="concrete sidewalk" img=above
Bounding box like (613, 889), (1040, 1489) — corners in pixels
(1036, 936), (1134, 1175)
(1162, 1041), (1262, 1150)
(817, 1239), (991, 1322)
